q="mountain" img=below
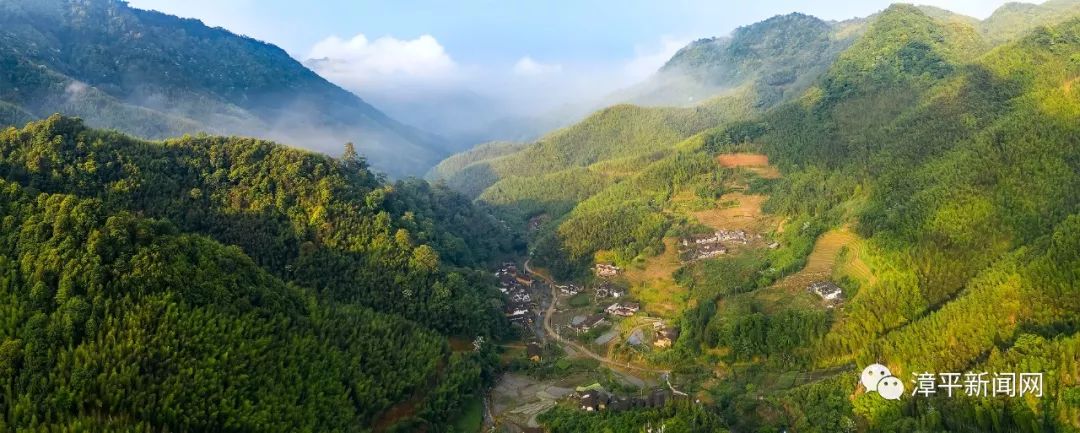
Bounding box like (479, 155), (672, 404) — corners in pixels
(2, 1), (1080, 432)
(980, 0), (1080, 43)
(0, 0), (446, 176)
(618, 13), (857, 107)
(0, 115), (517, 431)
(430, 3), (1080, 432)
(426, 12), (864, 229)
(611, 1), (1080, 110)
(427, 92), (756, 208)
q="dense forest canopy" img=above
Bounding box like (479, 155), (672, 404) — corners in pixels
(0, 116), (515, 431)
(1, 0), (1080, 431)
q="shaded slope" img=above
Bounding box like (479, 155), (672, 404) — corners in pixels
(0, 0), (445, 176)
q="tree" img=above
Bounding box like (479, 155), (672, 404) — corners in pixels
(342, 141), (367, 171)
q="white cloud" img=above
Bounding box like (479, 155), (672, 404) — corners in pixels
(622, 36), (689, 83)
(306, 33), (459, 90)
(512, 56), (563, 77)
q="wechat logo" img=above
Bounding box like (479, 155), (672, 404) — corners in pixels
(861, 363), (904, 400)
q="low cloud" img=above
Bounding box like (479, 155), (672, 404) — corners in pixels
(512, 56), (563, 77)
(622, 36), (689, 83)
(305, 33), (694, 144)
(307, 33), (460, 90)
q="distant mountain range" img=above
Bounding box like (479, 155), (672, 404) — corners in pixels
(0, 0), (447, 176)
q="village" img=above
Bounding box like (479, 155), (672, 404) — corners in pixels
(552, 263), (681, 353)
(677, 228), (772, 262)
(497, 262), (541, 332)
(487, 260), (688, 432)
(482, 155), (867, 432)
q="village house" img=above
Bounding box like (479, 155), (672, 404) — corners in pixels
(558, 284), (581, 296)
(653, 326), (680, 348)
(609, 396), (633, 411)
(594, 263), (620, 278)
(580, 390), (610, 412)
(694, 243), (728, 260)
(509, 291), (532, 303)
(506, 307), (530, 324)
(808, 281), (843, 303)
(526, 342), (543, 362)
(576, 388), (675, 413)
(594, 282), (624, 299)
(682, 229), (754, 247)
(606, 302), (640, 317)
(573, 314), (606, 332)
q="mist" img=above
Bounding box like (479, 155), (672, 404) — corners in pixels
(303, 33), (690, 150)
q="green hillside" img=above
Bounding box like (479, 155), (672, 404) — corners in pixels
(431, 4), (1080, 432)
(0, 116), (516, 432)
(429, 93), (756, 225)
(2, 1), (1080, 432)
(980, 0), (1080, 43)
(0, 0), (446, 176)
(633, 13), (855, 107)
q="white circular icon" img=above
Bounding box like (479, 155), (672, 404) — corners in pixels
(876, 376), (905, 400)
(861, 363), (892, 392)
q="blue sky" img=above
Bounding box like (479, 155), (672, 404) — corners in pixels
(125, 0), (1037, 132)
(127, 1), (1027, 64)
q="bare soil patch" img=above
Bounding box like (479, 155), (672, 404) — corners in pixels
(691, 193), (768, 232)
(716, 153), (781, 179)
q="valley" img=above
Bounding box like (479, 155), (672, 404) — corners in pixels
(444, 4), (1080, 431)
(1, 1), (1079, 432)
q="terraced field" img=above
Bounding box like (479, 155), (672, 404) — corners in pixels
(772, 227), (863, 291)
(691, 192), (769, 232)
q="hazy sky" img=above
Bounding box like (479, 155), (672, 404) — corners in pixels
(125, 0), (1040, 134)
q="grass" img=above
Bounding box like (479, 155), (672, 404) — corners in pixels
(690, 192), (769, 232)
(749, 285), (821, 314)
(772, 227), (861, 291)
(451, 396), (485, 433)
(568, 293), (591, 308)
(620, 238), (687, 318)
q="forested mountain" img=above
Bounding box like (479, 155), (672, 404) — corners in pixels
(0, 115), (517, 431)
(3, 0), (1080, 432)
(0, 0), (446, 176)
(980, 0), (1080, 42)
(427, 92), (757, 213)
(712, 6), (1080, 431)
(431, 2), (1080, 432)
(619, 13), (857, 107)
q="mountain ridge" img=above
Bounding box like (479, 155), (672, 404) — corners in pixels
(0, 0), (446, 176)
